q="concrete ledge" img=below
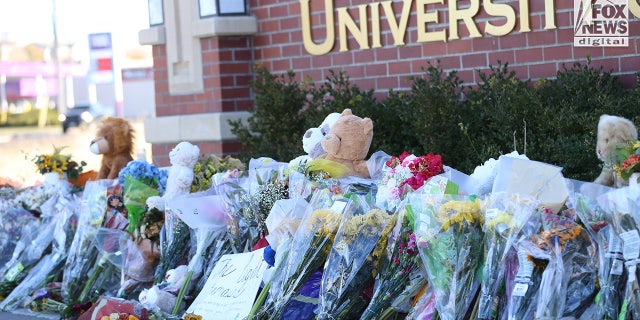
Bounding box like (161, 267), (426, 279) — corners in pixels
(192, 16), (258, 37)
(138, 27), (166, 45)
(144, 111), (250, 144)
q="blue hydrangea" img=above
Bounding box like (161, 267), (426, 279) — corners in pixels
(118, 160), (168, 195)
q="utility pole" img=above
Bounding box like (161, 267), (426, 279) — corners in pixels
(52, 0), (65, 115)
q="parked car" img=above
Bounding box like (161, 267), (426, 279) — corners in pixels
(58, 104), (111, 133)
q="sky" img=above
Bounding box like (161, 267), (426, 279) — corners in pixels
(0, 0), (150, 59)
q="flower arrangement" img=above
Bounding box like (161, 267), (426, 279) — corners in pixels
(376, 152), (443, 212)
(477, 192), (537, 319)
(613, 140), (640, 182)
(407, 193), (484, 320)
(33, 146), (86, 181)
(251, 189), (342, 320)
(191, 154), (245, 193)
(360, 207), (422, 320)
(117, 160), (167, 195)
(317, 206), (396, 319)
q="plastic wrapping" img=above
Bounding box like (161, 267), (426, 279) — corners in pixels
(599, 187), (640, 320)
(254, 189), (345, 320)
(123, 175), (160, 234)
(317, 196), (395, 319)
(407, 193), (484, 320)
(360, 205), (423, 320)
(0, 193), (61, 298)
(406, 282), (437, 320)
(0, 207), (38, 269)
(568, 180), (623, 320)
(62, 179), (114, 302)
(375, 152), (444, 213)
(0, 193), (78, 310)
(477, 192), (538, 319)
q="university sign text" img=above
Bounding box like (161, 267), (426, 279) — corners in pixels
(300, 0), (640, 55)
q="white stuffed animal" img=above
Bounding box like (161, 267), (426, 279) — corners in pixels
(594, 114), (638, 187)
(301, 112), (340, 159)
(146, 141), (200, 211)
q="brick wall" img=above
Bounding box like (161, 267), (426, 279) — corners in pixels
(148, 0), (639, 165)
(250, 0), (639, 91)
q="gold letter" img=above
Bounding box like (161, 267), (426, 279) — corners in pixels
(544, 0), (556, 29)
(370, 3), (382, 49)
(484, 0), (516, 36)
(381, 0), (412, 46)
(301, 0), (335, 55)
(338, 4), (369, 52)
(519, 0), (530, 32)
(448, 0), (481, 40)
(631, 0), (640, 18)
(416, 0), (446, 43)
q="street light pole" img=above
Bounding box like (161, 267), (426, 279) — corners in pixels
(52, 0), (65, 115)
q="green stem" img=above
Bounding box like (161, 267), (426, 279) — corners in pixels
(78, 256), (106, 302)
(172, 270), (193, 315)
(247, 281), (270, 319)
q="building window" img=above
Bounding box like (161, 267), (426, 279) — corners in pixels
(198, 0), (247, 18)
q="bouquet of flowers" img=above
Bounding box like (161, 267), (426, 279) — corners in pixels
(360, 204), (423, 320)
(376, 151), (443, 212)
(241, 165), (289, 248)
(0, 207), (39, 269)
(33, 146), (86, 181)
(0, 194), (78, 311)
(61, 180), (114, 304)
(612, 140), (640, 183)
(567, 180), (623, 320)
(533, 208), (594, 319)
(476, 192), (538, 319)
(317, 197), (396, 319)
(190, 153), (245, 193)
(599, 187), (640, 320)
(406, 193), (484, 320)
(0, 192), (62, 299)
(253, 188), (344, 320)
(118, 160), (167, 234)
(288, 157), (348, 200)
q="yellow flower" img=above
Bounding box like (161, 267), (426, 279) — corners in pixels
(485, 209), (513, 229)
(439, 199), (483, 231)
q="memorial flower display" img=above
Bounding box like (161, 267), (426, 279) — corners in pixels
(3, 136), (640, 320)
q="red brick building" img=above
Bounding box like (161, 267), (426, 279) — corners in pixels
(139, 0), (640, 166)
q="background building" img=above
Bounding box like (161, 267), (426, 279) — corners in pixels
(139, 0), (640, 166)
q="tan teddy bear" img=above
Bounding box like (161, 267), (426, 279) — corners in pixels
(593, 114), (638, 187)
(90, 117), (135, 180)
(320, 108), (373, 178)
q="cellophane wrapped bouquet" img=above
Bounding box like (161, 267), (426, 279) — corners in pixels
(407, 193), (484, 320)
(476, 192), (538, 319)
(252, 188), (344, 320)
(316, 195), (396, 319)
(598, 186), (640, 320)
(375, 152), (443, 213)
(0, 188), (63, 299)
(0, 193), (79, 311)
(567, 180), (623, 320)
(360, 202), (424, 320)
(61, 180), (114, 310)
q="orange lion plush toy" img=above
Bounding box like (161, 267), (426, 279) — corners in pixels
(90, 117), (135, 179)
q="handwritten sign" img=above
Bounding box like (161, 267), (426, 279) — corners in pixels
(185, 248), (269, 320)
(166, 194), (229, 229)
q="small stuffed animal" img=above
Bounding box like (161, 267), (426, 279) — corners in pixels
(90, 117), (135, 180)
(320, 109), (373, 178)
(594, 114), (638, 187)
(146, 141), (200, 211)
(302, 112), (340, 159)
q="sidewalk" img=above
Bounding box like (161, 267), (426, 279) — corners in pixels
(0, 309), (58, 319)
